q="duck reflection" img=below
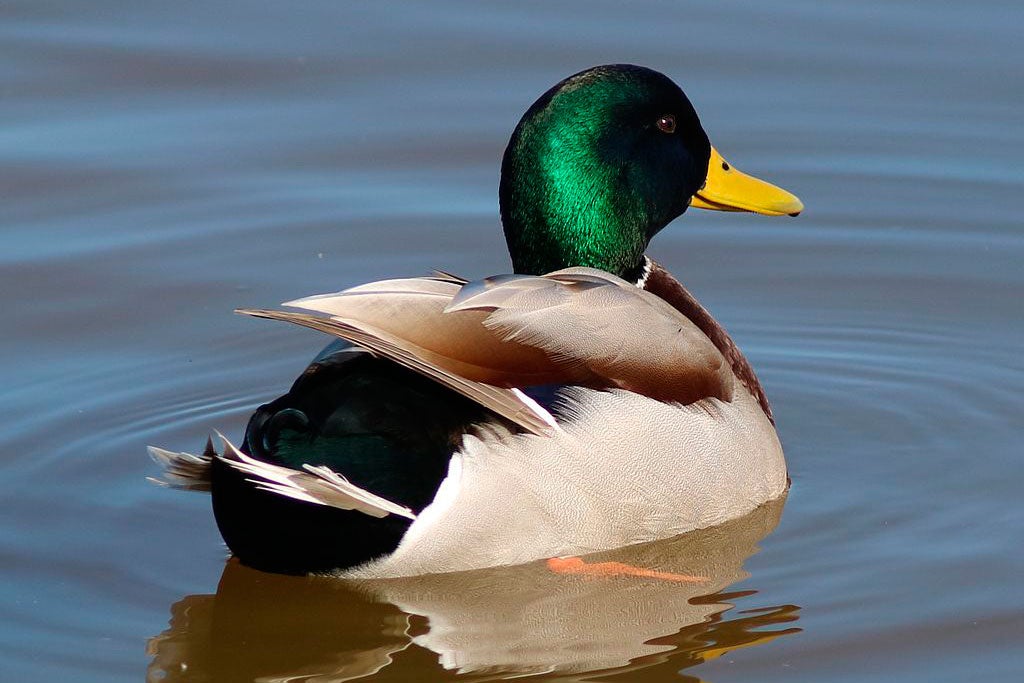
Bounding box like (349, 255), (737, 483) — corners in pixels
(147, 497), (798, 682)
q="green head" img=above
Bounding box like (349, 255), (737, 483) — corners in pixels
(500, 64), (712, 278)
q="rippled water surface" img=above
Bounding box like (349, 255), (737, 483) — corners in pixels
(2, 1), (1022, 681)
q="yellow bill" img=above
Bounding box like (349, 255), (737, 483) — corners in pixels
(690, 146), (803, 217)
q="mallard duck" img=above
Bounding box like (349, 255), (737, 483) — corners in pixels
(150, 64), (803, 577)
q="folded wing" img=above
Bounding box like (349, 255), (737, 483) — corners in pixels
(239, 268), (733, 433)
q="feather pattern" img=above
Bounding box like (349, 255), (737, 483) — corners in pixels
(240, 267), (732, 411)
(448, 268), (734, 403)
(219, 436), (416, 520)
(235, 308), (557, 436)
(150, 434), (416, 520)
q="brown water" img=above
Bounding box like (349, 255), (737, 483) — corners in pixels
(2, 1), (1022, 681)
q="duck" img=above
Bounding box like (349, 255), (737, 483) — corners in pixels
(149, 64), (803, 578)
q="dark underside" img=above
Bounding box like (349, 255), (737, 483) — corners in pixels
(211, 341), (493, 574)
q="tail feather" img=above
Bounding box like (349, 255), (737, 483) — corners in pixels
(218, 436), (416, 520)
(146, 437), (215, 492)
(147, 433), (416, 521)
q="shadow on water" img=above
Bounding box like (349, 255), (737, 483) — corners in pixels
(147, 496), (798, 681)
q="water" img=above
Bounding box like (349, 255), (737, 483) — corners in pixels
(2, 1), (1022, 680)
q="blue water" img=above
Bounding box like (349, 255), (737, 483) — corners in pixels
(2, 1), (1022, 680)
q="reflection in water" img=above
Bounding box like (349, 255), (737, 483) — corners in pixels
(147, 498), (798, 681)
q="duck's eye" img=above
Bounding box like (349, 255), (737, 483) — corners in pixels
(656, 115), (676, 134)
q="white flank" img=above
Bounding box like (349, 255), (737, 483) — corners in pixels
(390, 454), (463, 550)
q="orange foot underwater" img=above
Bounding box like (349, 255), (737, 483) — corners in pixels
(546, 556), (707, 583)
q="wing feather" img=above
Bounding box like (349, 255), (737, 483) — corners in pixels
(448, 268), (734, 403)
(240, 267), (733, 418)
(236, 308), (557, 435)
